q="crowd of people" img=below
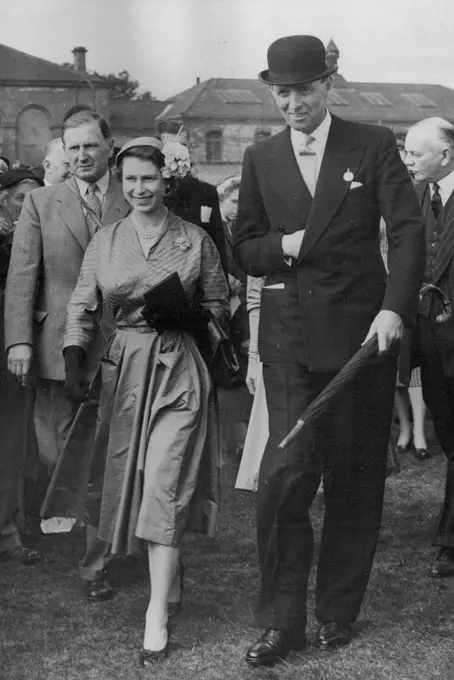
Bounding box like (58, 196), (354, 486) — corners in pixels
(1, 33), (454, 670)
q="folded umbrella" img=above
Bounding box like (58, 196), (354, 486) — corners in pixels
(278, 335), (380, 450)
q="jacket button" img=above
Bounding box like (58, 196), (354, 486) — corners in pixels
(290, 291), (298, 299)
(277, 225), (285, 233)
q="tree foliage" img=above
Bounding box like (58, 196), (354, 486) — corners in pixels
(61, 64), (155, 101)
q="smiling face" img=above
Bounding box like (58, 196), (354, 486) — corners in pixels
(270, 77), (331, 134)
(63, 121), (112, 183)
(122, 156), (166, 214)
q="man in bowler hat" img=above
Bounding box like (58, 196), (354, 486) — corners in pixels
(233, 35), (425, 666)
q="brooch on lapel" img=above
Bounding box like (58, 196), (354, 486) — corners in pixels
(174, 233), (192, 252)
(343, 169), (354, 182)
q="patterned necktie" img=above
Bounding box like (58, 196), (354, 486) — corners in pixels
(431, 182), (443, 220)
(85, 183), (102, 238)
(298, 135), (317, 196)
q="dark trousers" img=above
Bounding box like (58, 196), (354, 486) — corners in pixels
(419, 317), (454, 549)
(258, 354), (397, 630)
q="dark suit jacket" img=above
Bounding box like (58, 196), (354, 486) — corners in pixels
(416, 181), (454, 374)
(5, 176), (130, 381)
(165, 175), (228, 275)
(233, 115), (426, 372)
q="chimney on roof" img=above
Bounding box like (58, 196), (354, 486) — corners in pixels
(196, 77), (200, 85)
(72, 46), (87, 73)
(325, 39), (339, 70)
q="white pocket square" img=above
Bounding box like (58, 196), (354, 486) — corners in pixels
(200, 206), (212, 222)
(349, 181), (363, 190)
(264, 283), (285, 289)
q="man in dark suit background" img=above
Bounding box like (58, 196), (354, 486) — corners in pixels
(405, 117), (454, 578)
(233, 35), (425, 667)
(158, 121), (228, 275)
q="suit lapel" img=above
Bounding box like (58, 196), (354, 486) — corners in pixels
(102, 175), (130, 224)
(57, 177), (89, 251)
(298, 115), (365, 261)
(434, 190), (454, 283)
(262, 129), (313, 222)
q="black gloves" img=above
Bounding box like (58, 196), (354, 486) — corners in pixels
(142, 304), (210, 337)
(63, 346), (87, 403)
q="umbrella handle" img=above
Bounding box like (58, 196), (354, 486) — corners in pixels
(278, 419), (305, 450)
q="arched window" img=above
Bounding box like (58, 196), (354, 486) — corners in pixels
(16, 106), (51, 166)
(254, 128), (271, 143)
(206, 130), (222, 162)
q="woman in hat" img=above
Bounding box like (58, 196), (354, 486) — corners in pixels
(63, 137), (229, 665)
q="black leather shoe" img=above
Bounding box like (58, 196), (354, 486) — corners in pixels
(429, 547), (454, 578)
(414, 448), (431, 461)
(245, 628), (307, 667)
(0, 545), (41, 565)
(395, 440), (412, 454)
(316, 622), (352, 650)
(85, 573), (114, 601)
(139, 624), (171, 666)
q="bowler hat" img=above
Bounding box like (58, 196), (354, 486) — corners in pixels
(259, 35), (337, 86)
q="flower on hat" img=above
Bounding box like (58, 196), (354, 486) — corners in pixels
(162, 141), (192, 180)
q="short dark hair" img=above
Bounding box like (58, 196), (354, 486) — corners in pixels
(116, 145), (165, 172)
(62, 110), (111, 142)
(62, 104), (94, 124)
(0, 155), (11, 170)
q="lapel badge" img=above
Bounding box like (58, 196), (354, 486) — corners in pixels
(343, 169), (354, 182)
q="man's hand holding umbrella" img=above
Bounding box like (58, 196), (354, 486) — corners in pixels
(362, 309), (404, 353)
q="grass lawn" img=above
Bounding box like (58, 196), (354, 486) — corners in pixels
(1, 424), (454, 680)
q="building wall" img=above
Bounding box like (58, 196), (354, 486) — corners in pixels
(186, 117), (417, 185)
(187, 119), (284, 185)
(0, 85), (110, 164)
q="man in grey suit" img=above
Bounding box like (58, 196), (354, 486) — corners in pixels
(5, 109), (130, 598)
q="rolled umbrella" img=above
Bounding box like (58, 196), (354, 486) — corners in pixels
(278, 334), (380, 450)
(40, 371), (100, 524)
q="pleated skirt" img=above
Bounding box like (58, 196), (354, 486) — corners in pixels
(88, 327), (220, 554)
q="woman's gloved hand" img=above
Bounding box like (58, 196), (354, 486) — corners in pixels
(63, 346), (87, 403)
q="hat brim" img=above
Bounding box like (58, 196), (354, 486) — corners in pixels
(259, 65), (338, 86)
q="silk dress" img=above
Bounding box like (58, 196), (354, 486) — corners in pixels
(64, 212), (229, 554)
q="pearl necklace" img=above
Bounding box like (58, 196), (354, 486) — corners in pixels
(131, 208), (168, 239)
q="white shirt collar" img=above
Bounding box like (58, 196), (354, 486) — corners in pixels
(75, 170), (110, 199)
(290, 109), (332, 152)
(432, 169), (454, 206)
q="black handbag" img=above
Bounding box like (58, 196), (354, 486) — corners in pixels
(201, 316), (243, 390)
(142, 273), (242, 389)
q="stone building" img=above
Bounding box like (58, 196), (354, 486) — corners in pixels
(158, 39), (454, 184)
(0, 44), (111, 165)
(0, 43), (166, 166)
